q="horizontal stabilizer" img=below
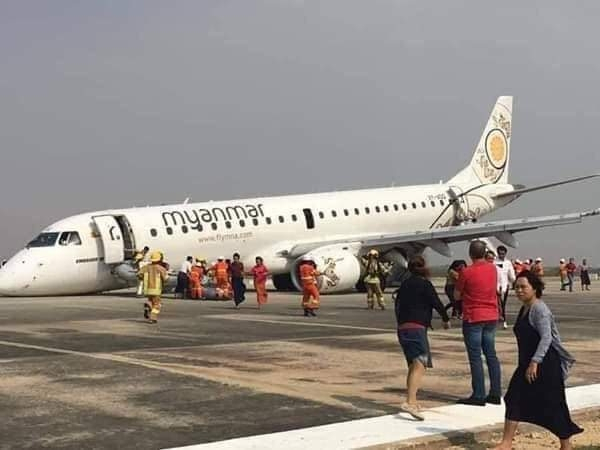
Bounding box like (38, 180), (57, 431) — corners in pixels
(492, 174), (600, 199)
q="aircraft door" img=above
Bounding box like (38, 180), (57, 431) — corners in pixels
(92, 215), (125, 264)
(302, 208), (315, 229)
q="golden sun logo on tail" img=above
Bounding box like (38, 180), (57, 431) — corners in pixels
(485, 128), (508, 170)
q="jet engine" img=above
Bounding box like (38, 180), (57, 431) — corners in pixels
(291, 246), (362, 293)
(112, 262), (138, 286)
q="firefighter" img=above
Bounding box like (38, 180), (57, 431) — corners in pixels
(138, 251), (169, 323)
(188, 257), (205, 300)
(133, 246), (150, 296)
(299, 256), (321, 317)
(361, 249), (388, 310)
(212, 256), (229, 290)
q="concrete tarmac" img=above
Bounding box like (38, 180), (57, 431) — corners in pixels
(0, 280), (598, 449)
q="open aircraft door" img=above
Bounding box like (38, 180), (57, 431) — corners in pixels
(92, 215), (125, 264)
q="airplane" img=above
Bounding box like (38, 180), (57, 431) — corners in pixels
(0, 96), (598, 297)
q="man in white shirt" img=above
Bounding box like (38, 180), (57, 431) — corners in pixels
(495, 246), (516, 329)
(175, 256), (193, 298)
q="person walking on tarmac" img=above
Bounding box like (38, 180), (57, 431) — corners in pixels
(361, 249), (388, 310)
(230, 253), (246, 307)
(138, 251), (169, 323)
(249, 256), (269, 308)
(299, 256), (321, 317)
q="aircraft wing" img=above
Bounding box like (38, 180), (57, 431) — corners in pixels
(283, 208), (600, 258)
(492, 174), (600, 199)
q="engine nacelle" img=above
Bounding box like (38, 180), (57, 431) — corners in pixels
(291, 247), (362, 293)
(112, 262), (138, 286)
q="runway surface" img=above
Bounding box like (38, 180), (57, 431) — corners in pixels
(0, 281), (598, 449)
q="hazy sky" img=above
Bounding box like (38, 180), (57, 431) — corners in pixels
(1, 1), (599, 264)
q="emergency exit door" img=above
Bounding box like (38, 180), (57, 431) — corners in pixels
(303, 208), (315, 229)
(92, 215), (125, 264)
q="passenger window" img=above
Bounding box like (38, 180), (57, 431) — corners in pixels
(375, 206), (380, 213)
(331, 210), (337, 218)
(354, 208), (360, 215)
(318, 211), (324, 219)
(440, 200), (445, 206)
(150, 229), (157, 237)
(266, 217), (272, 225)
(239, 220), (245, 227)
(365, 207), (370, 214)
(384, 205), (389, 212)
(393, 204), (399, 211)
(225, 221), (232, 229)
(411, 203), (417, 209)
(211, 223), (218, 231)
(166, 227), (173, 235)
(182, 226), (188, 234)
(430, 201), (436, 207)
(278, 216), (284, 223)
(252, 218), (259, 226)
(402, 204), (407, 210)
(421, 201), (426, 208)
(344, 209), (349, 216)
(291, 214), (297, 222)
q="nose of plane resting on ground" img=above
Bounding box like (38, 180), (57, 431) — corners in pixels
(0, 267), (16, 296)
(0, 251), (41, 296)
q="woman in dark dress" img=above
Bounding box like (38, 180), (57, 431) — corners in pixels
(494, 271), (583, 450)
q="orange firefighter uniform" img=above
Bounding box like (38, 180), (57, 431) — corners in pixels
(188, 264), (204, 299)
(212, 258), (229, 290)
(299, 260), (320, 316)
(138, 252), (169, 323)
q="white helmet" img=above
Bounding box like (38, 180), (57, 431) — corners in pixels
(535, 257), (542, 262)
(302, 255), (314, 261)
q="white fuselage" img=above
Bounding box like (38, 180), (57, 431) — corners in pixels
(0, 182), (511, 296)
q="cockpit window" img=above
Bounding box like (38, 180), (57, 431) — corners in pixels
(59, 231), (82, 246)
(27, 232), (60, 248)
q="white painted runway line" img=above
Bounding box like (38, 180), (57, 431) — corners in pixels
(165, 383), (600, 450)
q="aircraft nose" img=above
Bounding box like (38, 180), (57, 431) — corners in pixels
(0, 268), (16, 296)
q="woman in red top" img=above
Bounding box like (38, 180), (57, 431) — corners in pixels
(249, 256), (269, 308)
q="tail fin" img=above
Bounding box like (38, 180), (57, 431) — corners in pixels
(448, 96), (513, 186)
